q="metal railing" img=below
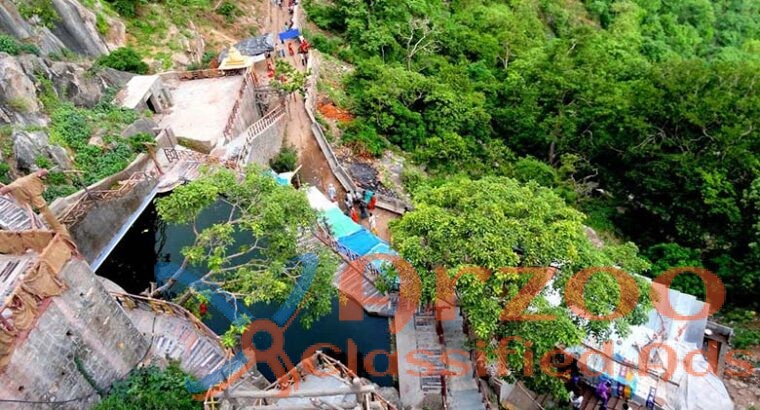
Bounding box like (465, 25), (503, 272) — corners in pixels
(58, 171), (157, 226)
(250, 351), (398, 409)
(110, 291), (227, 353)
(236, 103), (286, 166)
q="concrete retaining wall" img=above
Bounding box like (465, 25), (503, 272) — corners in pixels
(223, 75), (264, 141)
(67, 178), (157, 265)
(245, 115), (286, 166)
(0, 259), (149, 409)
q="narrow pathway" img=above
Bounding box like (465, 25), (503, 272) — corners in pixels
(260, 3), (397, 242)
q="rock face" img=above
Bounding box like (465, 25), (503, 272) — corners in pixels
(0, 0), (114, 57)
(0, 54), (40, 112)
(0, 52), (134, 119)
(0, 52), (135, 176)
(121, 118), (158, 138)
(12, 129), (71, 173)
(0, 0), (66, 55)
(47, 61), (133, 107)
(50, 0), (110, 56)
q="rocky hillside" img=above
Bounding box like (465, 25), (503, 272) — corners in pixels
(0, 49), (137, 178)
(0, 0), (124, 56)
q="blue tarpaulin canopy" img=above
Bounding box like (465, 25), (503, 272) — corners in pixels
(337, 229), (382, 256)
(321, 207), (362, 238)
(279, 28), (301, 41)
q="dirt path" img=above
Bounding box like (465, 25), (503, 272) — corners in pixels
(261, 3), (397, 242)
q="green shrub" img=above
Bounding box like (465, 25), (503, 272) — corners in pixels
(187, 50), (217, 70)
(18, 0), (60, 28)
(105, 0), (139, 17)
(733, 327), (760, 349)
(43, 184), (77, 202)
(0, 163), (10, 184)
(306, 32), (341, 55)
(126, 132), (155, 152)
(510, 157), (558, 187)
(401, 166), (426, 193)
(269, 145), (298, 173)
(340, 119), (385, 156)
(95, 363), (199, 410)
(7, 97), (31, 113)
(96, 47), (149, 74)
(35, 155), (53, 169)
(49, 104), (91, 149)
(215, 1), (238, 22)
(96, 12), (109, 36)
(0, 34), (39, 56)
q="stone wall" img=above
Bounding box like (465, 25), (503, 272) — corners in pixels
(68, 178), (157, 265)
(0, 259), (149, 409)
(223, 76), (264, 142)
(245, 115), (285, 166)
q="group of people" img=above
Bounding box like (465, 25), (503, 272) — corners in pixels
(560, 360), (631, 410)
(327, 183), (378, 234)
(269, 0), (311, 67)
(567, 379), (631, 410)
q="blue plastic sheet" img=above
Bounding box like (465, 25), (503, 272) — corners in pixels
(337, 229), (382, 256)
(321, 207), (362, 238)
(278, 28), (300, 41)
(367, 242), (396, 256)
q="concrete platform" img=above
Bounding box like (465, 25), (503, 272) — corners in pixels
(159, 76), (245, 151)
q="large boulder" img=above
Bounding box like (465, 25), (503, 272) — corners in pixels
(46, 62), (133, 107)
(49, 0), (109, 56)
(0, 0), (65, 55)
(121, 118), (158, 138)
(12, 129), (71, 172)
(0, 53), (41, 115)
(47, 60), (107, 107)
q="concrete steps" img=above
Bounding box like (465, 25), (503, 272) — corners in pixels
(414, 309), (446, 393)
(0, 194), (45, 230)
(332, 264), (395, 317)
(441, 308), (487, 410)
(0, 254), (35, 302)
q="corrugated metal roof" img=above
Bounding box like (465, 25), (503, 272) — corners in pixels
(218, 34), (275, 62)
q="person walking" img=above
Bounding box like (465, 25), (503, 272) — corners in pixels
(350, 206), (359, 223)
(346, 191), (354, 204)
(570, 387), (583, 410)
(288, 42), (295, 56)
(327, 183), (337, 201)
(368, 213), (378, 235)
(359, 200), (368, 219)
(596, 380), (611, 410)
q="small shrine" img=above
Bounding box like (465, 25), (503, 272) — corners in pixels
(218, 44), (254, 70)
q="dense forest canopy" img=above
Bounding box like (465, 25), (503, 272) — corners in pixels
(304, 0), (760, 306)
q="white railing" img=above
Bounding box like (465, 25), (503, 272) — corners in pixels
(236, 103), (287, 166)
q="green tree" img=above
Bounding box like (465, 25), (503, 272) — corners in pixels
(95, 363), (199, 410)
(271, 59), (309, 96)
(644, 243), (706, 298)
(154, 166), (338, 330)
(97, 47), (149, 74)
(390, 177), (652, 397)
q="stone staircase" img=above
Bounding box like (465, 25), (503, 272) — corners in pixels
(414, 308), (447, 394)
(0, 254), (35, 303)
(0, 194), (45, 230)
(441, 308), (489, 410)
(332, 262), (395, 316)
(111, 293), (230, 380)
